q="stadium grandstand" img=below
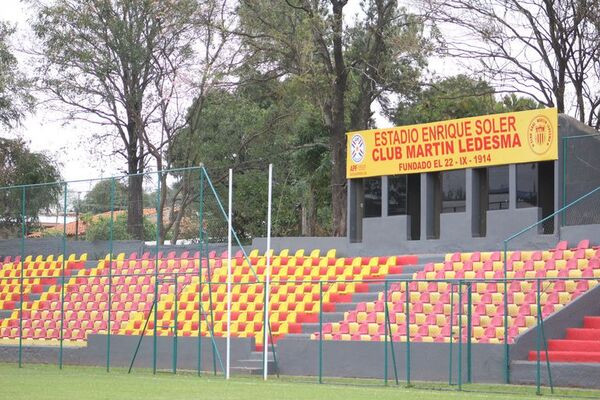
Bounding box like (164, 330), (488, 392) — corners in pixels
(2, 108), (600, 395)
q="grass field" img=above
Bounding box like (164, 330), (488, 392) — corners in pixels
(1, 363), (600, 400)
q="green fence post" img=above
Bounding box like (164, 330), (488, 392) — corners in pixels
(107, 177), (115, 372)
(449, 282), (454, 386)
(503, 241), (509, 384)
(384, 280), (399, 385)
(540, 284), (554, 394)
(197, 170), (204, 377)
(467, 282), (472, 383)
(18, 186), (25, 368)
(405, 280), (411, 386)
(536, 278), (541, 395)
(173, 273), (178, 374)
(562, 137), (567, 227)
(384, 280), (388, 386)
(59, 182), (67, 369)
(153, 172), (162, 375)
(204, 239), (217, 376)
(319, 280), (323, 384)
(457, 281), (463, 390)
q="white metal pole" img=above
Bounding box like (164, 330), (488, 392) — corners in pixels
(226, 168), (232, 379)
(263, 163), (273, 380)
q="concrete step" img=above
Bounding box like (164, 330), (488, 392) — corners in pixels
(285, 333), (312, 339)
(235, 358), (277, 369)
(335, 302), (361, 313)
(301, 322), (321, 334)
(350, 292), (380, 302)
(247, 351), (275, 361)
(321, 312), (345, 323)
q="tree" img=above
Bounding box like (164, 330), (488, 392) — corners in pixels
(0, 21), (33, 129)
(393, 75), (541, 125)
(0, 138), (61, 236)
(237, 0), (430, 235)
(30, 0), (200, 239)
(346, 0), (430, 131)
(78, 180), (129, 214)
(169, 71), (337, 239)
(426, 0), (600, 128)
(83, 213), (155, 241)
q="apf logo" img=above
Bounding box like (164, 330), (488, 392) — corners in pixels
(527, 115), (553, 155)
(350, 134), (366, 163)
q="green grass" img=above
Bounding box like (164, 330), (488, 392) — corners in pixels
(1, 363), (599, 400)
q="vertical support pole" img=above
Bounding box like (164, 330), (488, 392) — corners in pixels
(449, 282), (454, 385)
(384, 280), (399, 385)
(173, 273), (178, 374)
(18, 186), (25, 368)
(204, 227), (217, 376)
(263, 163), (273, 381)
(384, 280), (388, 386)
(536, 278), (541, 395)
(226, 168), (232, 380)
(197, 170), (205, 377)
(153, 172), (161, 375)
(107, 177), (115, 372)
(59, 183), (67, 369)
(405, 280), (411, 386)
(503, 241), (509, 384)
(540, 296), (554, 394)
(561, 137), (567, 227)
(458, 281), (463, 390)
(319, 280), (323, 384)
(467, 282), (472, 383)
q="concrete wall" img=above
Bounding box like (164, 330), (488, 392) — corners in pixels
(0, 334), (253, 372)
(0, 238), (249, 260)
(252, 234), (560, 257)
(276, 337), (505, 383)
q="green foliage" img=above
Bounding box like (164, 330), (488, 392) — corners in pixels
(83, 213), (156, 241)
(0, 138), (61, 236)
(78, 180), (128, 214)
(0, 21), (33, 128)
(170, 75), (333, 239)
(393, 75), (541, 125)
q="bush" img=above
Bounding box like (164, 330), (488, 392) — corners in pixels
(83, 213), (156, 241)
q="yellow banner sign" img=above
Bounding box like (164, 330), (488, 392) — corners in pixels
(346, 108), (558, 178)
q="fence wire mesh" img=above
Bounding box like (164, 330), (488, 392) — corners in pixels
(563, 134), (600, 226)
(0, 166), (600, 399)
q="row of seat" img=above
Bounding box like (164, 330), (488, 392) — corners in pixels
(315, 240), (598, 344)
(0, 250), (414, 344)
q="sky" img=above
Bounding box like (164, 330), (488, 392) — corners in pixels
(0, 0), (460, 189)
(2, 0), (119, 188)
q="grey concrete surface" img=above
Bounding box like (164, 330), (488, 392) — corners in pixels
(276, 337), (505, 383)
(0, 334), (254, 372)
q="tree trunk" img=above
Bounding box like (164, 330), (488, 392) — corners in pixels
(301, 184), (318, 236)
(126, 124), (145, 240)
(330, 125), (347, 236)
(127, 172), (144, 240)
(330, 0), (348, 237)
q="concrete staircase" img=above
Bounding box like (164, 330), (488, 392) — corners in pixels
(287, 254), (444, 339)
(232, 349), (278, 375)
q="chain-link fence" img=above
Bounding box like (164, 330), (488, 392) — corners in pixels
(562, 134), (600, 226)
(1, 167), (600, 398)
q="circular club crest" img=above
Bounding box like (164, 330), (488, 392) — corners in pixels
(527, 115), (553, 155)
(350, 134), (366, 164)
